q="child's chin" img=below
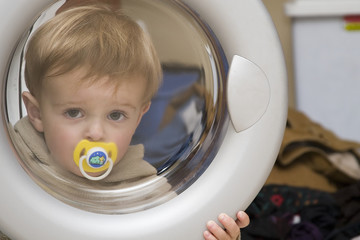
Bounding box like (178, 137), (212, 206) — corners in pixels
(86, 171), (105, 178)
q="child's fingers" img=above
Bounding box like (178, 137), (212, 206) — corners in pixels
(204, 220), (228, 240)
(203, 229), (218, 240)
(218, 213), (240, 239)
(204, 213), (245, 240)
(235, 211), (250, 229)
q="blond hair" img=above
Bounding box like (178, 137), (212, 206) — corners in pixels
(25, 4), (162, 103)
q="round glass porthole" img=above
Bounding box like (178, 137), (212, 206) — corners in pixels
(4, 0), (228, 214)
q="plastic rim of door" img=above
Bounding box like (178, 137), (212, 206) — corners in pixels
(0, 0), (287, 239)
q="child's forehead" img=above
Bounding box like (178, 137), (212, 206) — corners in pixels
(48, 67), (144, 85)
(44, 68), (147, 98)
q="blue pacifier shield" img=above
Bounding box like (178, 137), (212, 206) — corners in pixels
(88, 150), (107, 168)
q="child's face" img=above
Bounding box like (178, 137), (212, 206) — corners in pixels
(24, 69), (150, 177)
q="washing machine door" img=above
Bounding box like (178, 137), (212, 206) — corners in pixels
(0, 0), (287, 239)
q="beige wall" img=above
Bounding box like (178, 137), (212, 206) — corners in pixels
(262, 0), (296, 107)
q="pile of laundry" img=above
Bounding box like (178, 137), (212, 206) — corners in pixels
(243, 108), (360, 240)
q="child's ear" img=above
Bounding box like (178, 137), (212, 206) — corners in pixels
(22, 91), (44, 132)
(136, 102), (151, 126)
(141, 102), (151, 115)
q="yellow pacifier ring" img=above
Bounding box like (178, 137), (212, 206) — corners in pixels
(73, 140), (118, 181)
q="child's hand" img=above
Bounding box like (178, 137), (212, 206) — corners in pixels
(203, 211), (249, 240)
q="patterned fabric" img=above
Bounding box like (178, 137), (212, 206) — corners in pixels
(242, 184), (360, 240)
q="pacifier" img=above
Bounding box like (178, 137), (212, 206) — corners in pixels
(73, 140), (118, 181)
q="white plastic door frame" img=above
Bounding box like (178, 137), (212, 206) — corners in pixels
(0, 0), (287, 239)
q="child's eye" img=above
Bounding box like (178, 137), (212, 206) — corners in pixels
(65, 109), (83, 119)
(108, 111), (126, 121)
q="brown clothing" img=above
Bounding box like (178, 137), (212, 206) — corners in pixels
(267, 108), (360, 192)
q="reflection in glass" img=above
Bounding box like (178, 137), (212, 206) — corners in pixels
(3, 0), (228, 213)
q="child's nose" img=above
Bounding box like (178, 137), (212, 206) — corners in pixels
(85, 120), (105, 142)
